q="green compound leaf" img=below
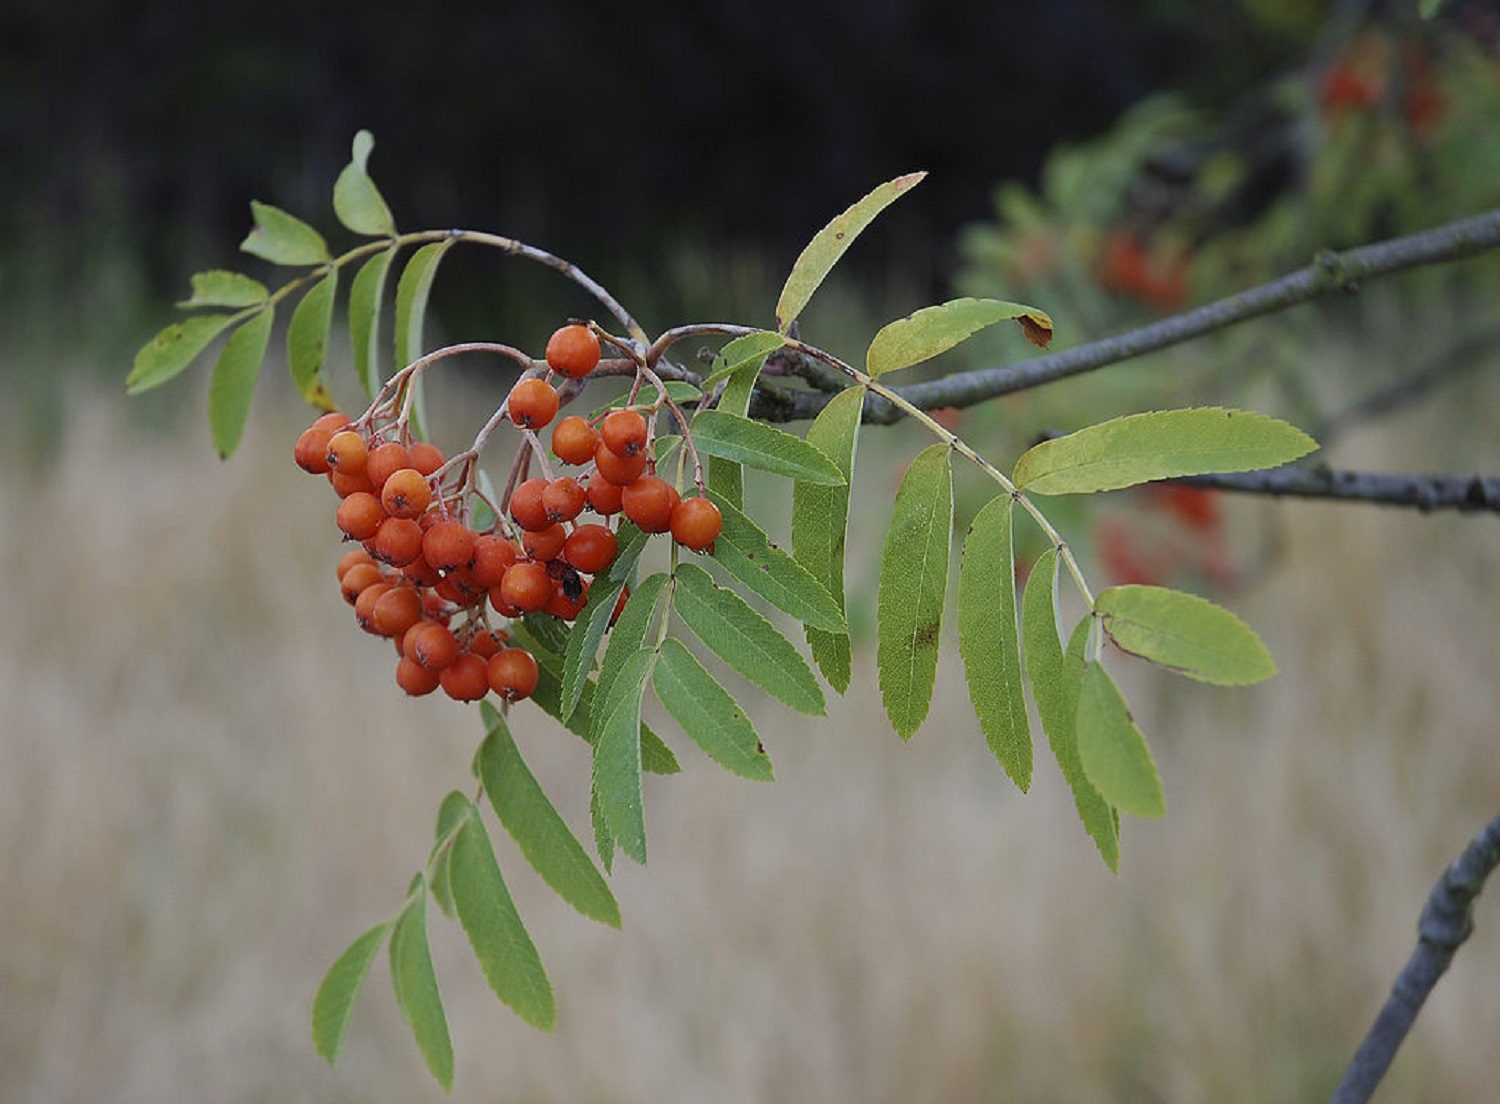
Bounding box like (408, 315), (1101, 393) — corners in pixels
(349, 245), (397, 399)
(707, 490), (846, 635)
(240, 200), (332, 266)
(287, 268), (339, 407)
(177, 270), (268, 309)
(477, 703), (620, 928)
(590, 786), (615, 875)
(867, 297), (1054, 377)
(1076, 663), (1166, 819)
(389, 877), (453, 1089)
(311, 921), (390, 1066)
(1013, 407), (1318, 495)
(1094, 584), (1276, 685)
(673, 561), (826, 716)
(593, 572), (670, 731)
(333, 129), (397, 237)
(1022, 551), (1118, 871)
(877, 444), (953, 739)
(957, 495), (1032, 790)
(592, 648), (656, 865)
(702, 330), (788, 387)
(689, 410), (845, 486)
(207, 305), (273, 460)
(792, 384), (863, 692)
(653, 637), (773, 781)
(450, 811), (556, 1031)
(561, 576), (628, 724)
(776, 171), (927, 332)
(128, 313), (240, 394)
(429, 789), (470, 920)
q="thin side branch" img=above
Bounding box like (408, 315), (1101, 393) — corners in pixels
(749, 208), (1500, 425)
(1183, 467), (1500, 514)
(1330, 815), (1500, 1104)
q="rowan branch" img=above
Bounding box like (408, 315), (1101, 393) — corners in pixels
(749, 208), (1500, 424)
(1182, 467), (1500, 514)
(1330, 814), (1500, 1104)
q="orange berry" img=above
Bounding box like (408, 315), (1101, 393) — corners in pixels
(336, 547), (376, 581)
(372, 515), (425, 567)
(434, 567), (486, 607)
(336, 491), (386, 541)
(371, 586), (424, 638)
(545, 572), (589, 620)
(295, 412), (348, 473)
(365, 441), (413, 491)
(621, 475), (680, 533)
(408, 441), (446, 477)
(487, 647), (540, 702)
(353, 581), (394, 632)
(670, 496), (723, 552)
(471, 534), (522, 589)
(326, 430), (369, 475)
(542, 477), (587, 523)
(396, 655), (442, 696)
(439, 652), (491, 701)
(509, 477), (551, 532)
(499, 561), (552, 614)
(593, 440), (648, 486)
(601, 409), (648, 457)
(545, 324), (601, 380)
(551, 416), (601, 465)
(422, 519), (477, 572)
(585, 476), (624, 516)
(489, 585), (523, 619)
(467, 627), (508, 658)
(507, 377), (559, 429)
(407, 621), (460, 670)
(402, 551), (443, 587)
(381, 468), (432, 519)
(340, 561), (385, 604)
(329, 466), (377, 498)
(563, 524), (618, 574)
(523, 523), (567, 563)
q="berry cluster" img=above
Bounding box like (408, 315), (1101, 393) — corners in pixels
(292, 323), (723, 704)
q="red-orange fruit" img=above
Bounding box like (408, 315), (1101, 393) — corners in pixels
(336, 491), (386, 541)
(507, 377), (560, 429)
(522, 523), (567, 563)
(422, 519), (477, 572)
(499, 561), (552, 614)
(434, 567), (485, 607)
(294, 412), (348, 473)
(542, 477), (587, 523)
(544, 323), (602, 380)
(396, 655), (442, 696)
(336, 547), (376, 581)
(467, 627), (508, 658)
(406, 621), (460, 671)
(364, 441), (413, 491)
(621, 475), (679, 534)
(340, 562), (385, 604)
(544, 573), (589, 620)
(509, 478), (551, 532)
(372, 515), (425, 567)
(381, 468), (432, 520)
(439, 652), (491, 701)
(402, 552), (443, 587)
(593, 440), (648, 486)
(353, 581), (395, 632)
(408, 441), (446, 476)
(670, 496), (723, 552)
(489, 585), (523, 619)
(600, 409), (648, 457)
(585, 476), (624, 515)
(371, 586), (424, 638)
(551, 416), (601, 465)
(329, 466), (377, 498)
(563, 524), (618, 575)
(471, 534), (522, 589)
(487, 647), (540, 702)
(325, 430), (369, 475)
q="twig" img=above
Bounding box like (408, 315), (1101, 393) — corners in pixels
(747, 208), (1500, 425)
(1329, 815), (1500, 1104)
(1183, 467), (1500, 514)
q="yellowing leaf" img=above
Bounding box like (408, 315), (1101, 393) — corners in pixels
(867, 297), (1054, 377)
(1094, 585), (1276, 685)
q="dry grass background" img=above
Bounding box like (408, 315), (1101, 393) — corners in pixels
(2, 352), (1498, 1103)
